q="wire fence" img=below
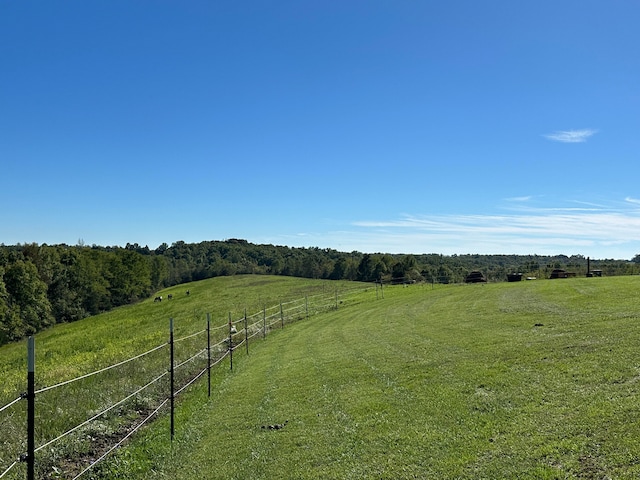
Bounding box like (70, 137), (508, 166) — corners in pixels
(0, 282), (377, 479)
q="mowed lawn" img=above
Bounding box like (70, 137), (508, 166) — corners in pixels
(95, 275), (640, 479)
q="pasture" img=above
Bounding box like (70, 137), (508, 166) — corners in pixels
(0, 275), (367, 479)
(3, 275), (640, 478)
(99, 275), (640, 479)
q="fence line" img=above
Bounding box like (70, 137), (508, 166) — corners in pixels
(174, 367), (208, 397)
(209, 321), (229, 331)
(280, 297), (303, 307)
(174, 348), (207, 371)
(1, 282), (376, 479)
(72, 398), (170, 480)
(174, 328), (207, 343)
(266, 317), (281, 329)
(247, 316), (262, 328)
(35, 370), (169, 454)
(34, 342), (168, 395)
(306, 291), (331, 300)
(211, 350), (229, 367)
(247, 329), (262, 341)
(246, 321), (262, 334)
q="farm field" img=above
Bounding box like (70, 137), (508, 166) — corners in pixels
(3, 274), (640, 478)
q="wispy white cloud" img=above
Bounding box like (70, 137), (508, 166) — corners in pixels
(543, 129), (598, 143)
(269, 198), (640, 259)
(353, 212), (640, 241)
(339, 199), (640, 258)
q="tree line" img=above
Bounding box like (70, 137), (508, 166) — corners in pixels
(1, 239), (638, 345)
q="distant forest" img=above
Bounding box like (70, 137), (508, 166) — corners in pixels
(1, 239), (639, 344)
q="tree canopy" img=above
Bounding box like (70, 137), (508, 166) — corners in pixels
(0, 241), (637, 345)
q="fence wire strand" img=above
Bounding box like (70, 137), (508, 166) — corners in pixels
(0, 461), (18, 479)
(211, 350), (229, 367)
(247, 319), (262, 330)
(72, 398), (169, 480)
(174, 367), (208, 396)
(174, 348), (207, 371)
(266, 318), (281, 329)
(247, 329), (263, 340)
(35, 342), (168, 394)
(174, 329), (206, 343)
(209, 321), (229, 331)
(35, 370), (169, 453)
(0, 395), (23, 415)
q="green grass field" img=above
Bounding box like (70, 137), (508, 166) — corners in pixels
(3, 275), (640, 478)
(0, 275), (368, 479)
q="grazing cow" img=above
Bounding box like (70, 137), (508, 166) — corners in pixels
(167, 294), (173, 300)
(186, 290), (190, 296)
(230, 323), (237, 334)
(154, 296), (162, 302)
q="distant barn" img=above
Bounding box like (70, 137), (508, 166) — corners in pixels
(507, 273), (523, 282)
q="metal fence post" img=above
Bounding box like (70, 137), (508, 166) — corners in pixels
(280, 303), (284, 329)
(206, 313), (211, 398)
(228, 312), (233, 371)
(169, 318), (175, 441)
(26, 336), (35, 480)
(244, 309), (249, 355)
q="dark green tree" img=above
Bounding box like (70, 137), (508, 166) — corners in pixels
(3, 259), (53, 338)
(0, 267), (16, 343)
(48, 248), (86, 323)
(106, 249), (152, 306)
(357, 254), (375, 281)
(150, 255), (170, 290)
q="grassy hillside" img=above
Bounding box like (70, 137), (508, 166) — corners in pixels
(3, 275), (640, 478)
(0, 275), (367, 479)
(0, 275), (361, 401)
(89, 275), (640, 479)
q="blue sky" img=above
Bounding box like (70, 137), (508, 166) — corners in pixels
(2, 1), (639, 259)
